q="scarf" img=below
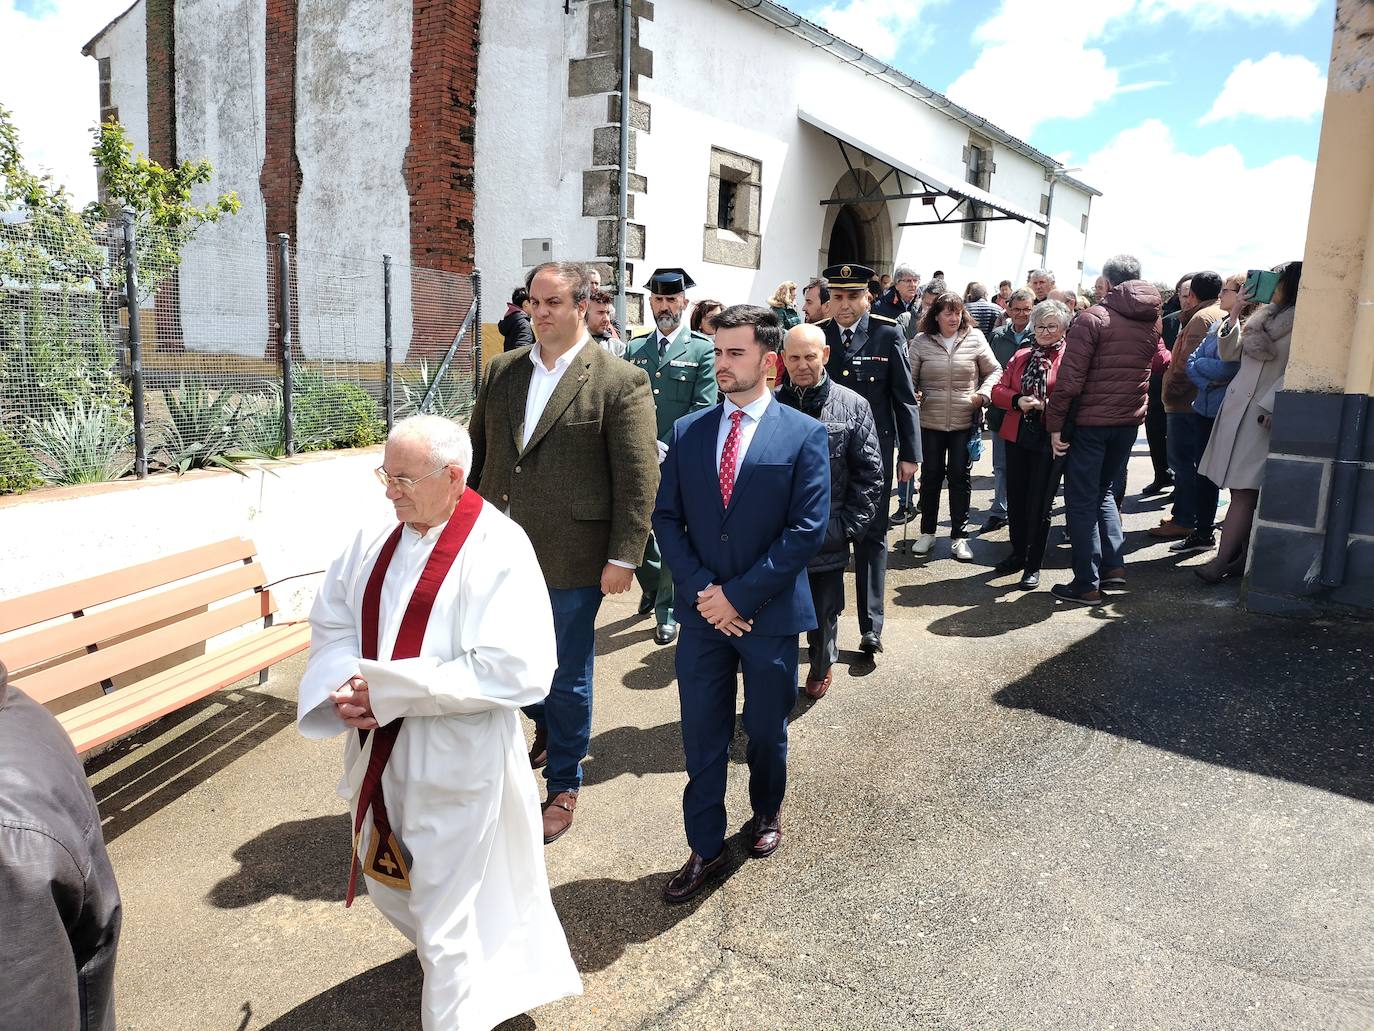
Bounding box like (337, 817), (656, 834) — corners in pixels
(1019, 340), (1062, 405)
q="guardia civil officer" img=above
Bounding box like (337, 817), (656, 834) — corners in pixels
(625, 268), (718, 645)
(819, 263), (920, 658)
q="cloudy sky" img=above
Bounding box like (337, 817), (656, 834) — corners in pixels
(3, 0), (1331, 281)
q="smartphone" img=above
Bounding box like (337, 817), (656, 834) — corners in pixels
(1244, 269), (1280, 304)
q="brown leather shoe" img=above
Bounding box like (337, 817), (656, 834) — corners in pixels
(1148, 519), (1193, 540)
(541, 790), (577, 844)
(804, 667), (832, 700)
(743, 812), (782, 858)
(528, 723), (547, 769)
(663, 850), (728, 904)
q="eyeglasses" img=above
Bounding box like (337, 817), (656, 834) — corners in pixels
(1034, 324), (1061, 332)
(374, 464), (451, 491)
(1221, 286), (1239, 294)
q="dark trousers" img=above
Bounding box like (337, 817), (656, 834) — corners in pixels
(1005, 441), (1062, 574)
(1064, 425), (1136, 592)
(918, 428), (973, 538)
(675, 627), (798, 860)
(1188, 413), (1221, 533)
(1145, 371), (1169, 481)
(1166, 411), (1198, 528)
(854, 447), (893, 637)
(522, 585), (602, 794)
(805, 569), (845, 674)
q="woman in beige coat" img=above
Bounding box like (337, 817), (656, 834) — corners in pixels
(908, 291), (1002, 560)
(1195, 261), (1302, 583)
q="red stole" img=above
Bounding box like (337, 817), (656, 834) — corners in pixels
(345, 486), (485, 907)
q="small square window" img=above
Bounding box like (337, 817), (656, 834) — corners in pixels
(1080, 213), (1089, 235)
(1034, 233), (1047, 256)
(704, 146), (762, 269)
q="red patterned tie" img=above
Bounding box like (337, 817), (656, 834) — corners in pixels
(719, 409), (745, 506)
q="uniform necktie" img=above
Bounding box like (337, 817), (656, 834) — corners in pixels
(719, 410), (745, 506)
(659, 335), (669, 357)
(843, 328), (854, 351)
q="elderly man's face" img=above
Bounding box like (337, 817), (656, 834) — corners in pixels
(782, 328), (829, 388)
(587, 269), (602, 293)
(380, 435), (461, 530)
(1007, 296), (1034, 331)
(1029, 274), (1054, 301)
(650, 293), (686, 333)
(830, 286), (870, 328)
(894, 274), (919, 304)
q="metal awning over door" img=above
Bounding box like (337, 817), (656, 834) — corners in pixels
(799, 109), (1048, 228)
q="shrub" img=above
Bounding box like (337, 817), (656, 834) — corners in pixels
(292, 369), (385, 451)
(154, 376), (275, 475)
(0, 425), (42, 494)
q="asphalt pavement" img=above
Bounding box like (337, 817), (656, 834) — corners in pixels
(92, 442), (1374, 1031)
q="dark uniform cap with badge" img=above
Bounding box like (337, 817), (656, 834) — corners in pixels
(646, 268), (696, 296)
(822, 263), (875, 291)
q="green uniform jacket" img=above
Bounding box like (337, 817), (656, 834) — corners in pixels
(624, 324), (718, 443)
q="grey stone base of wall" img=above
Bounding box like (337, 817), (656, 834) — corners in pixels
(1242, 390), (1374, 619)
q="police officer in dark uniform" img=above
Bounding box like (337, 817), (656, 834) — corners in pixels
(819, 262), (921, 658)
(625, 268), (718, 645)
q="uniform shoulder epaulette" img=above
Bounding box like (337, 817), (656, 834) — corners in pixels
(869, 313), (898, 325)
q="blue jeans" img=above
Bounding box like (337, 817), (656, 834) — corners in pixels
(1064, 425), (1136, 592)
(1166, 411), (1197, 528)
(990, 434), (1008, 517)
(522, 585), (603, 794)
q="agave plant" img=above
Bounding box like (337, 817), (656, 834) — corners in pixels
(154, 376), (276, 475)
(26, 399), (134, 485)
(397, 360), (475, 422)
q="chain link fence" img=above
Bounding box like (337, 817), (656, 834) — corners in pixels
(0, 213), (480, 494)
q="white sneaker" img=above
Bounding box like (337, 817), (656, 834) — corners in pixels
(951, 538), (974, 561)
(913, 533), (936, 556)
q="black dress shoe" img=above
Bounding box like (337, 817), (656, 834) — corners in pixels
(890, 505), (918, 526)
(742, 813), (782, 858)
(1018, 571), (1040, 590)
(663, 850), (728, 904)
(637, 589), (655, 616)
(992, 555), (1025, 575)
(654, 623), (679, 646)
(980, 515), (1009, 534)
(1141, 476), (1174, 496)
(859, 631), (883, 654)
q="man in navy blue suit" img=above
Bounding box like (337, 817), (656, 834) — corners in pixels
(652, 304), (830, 903)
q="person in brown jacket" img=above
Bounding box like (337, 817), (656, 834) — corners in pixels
(1045, 254), (1163, 604)
(908, 291), (1001, 561)
(1153, 271), (1225, 540)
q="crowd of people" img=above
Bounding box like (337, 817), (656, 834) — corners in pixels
(342, 253), (1301, 1027)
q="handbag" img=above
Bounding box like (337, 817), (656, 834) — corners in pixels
(968, 411), (986, 462)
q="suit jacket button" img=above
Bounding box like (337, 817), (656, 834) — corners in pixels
(502, 493), (509, 502)
(654, 388), (660, 395)
(720, 533), (728, 541)
(656, 372), (662, 378)
(842, 370), (850, 376)
(514, 465), (521, 473)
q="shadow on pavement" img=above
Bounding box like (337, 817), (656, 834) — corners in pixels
(91, 688), (295, 844)
(619, 644), (677, 691)
(994, 615), (1374, 803)
(254, 954), (540, 1030)
(209, 814), (352, 907)
(554, 864), (739, 973)
(596, 613), (657, 656)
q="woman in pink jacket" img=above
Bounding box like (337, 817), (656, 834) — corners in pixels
(989, 299), (1072, 589)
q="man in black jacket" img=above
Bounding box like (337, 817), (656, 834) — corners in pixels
(0, 661), (121, 1031)
(777, 324), (884, 699)
(498, 287), (535, 351)
(819, 262), (921, 660)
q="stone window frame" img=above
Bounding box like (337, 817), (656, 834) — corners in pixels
(961, 134), (996, 246)
(1033, 232), (1047, 256)
(703, 146), (762, 270)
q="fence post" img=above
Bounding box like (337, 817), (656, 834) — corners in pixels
(472, 267), (483, 395)
(120, 208), (148, 479)
(276, 233), (295, 456)
(383, 254), (394, 431)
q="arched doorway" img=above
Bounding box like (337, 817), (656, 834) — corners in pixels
(819, 169), (893, 273)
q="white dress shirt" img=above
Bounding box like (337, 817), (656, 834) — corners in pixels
(715, 390), (772, 473)
(522, 336), (588, 450)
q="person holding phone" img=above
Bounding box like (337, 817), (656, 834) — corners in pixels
(1194, 261), (1303, 582)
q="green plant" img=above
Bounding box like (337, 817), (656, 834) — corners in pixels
(397, 360), (475, 422)
(0, 425), (42, 494)
(154, 376), (275, 475)
(292, 369), (385, 451)
(26, 399), (133, 485)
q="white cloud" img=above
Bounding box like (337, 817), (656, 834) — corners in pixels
(810, 0), (944, 62)
(1135, 0), (1322, 26)
(1199, 52), (1327, 124)
(0, 0), (130, 206)
(946, 42), (1123, 139)
(1080, 119), (1314, 280)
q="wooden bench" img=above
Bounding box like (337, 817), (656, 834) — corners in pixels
(0, 538), (312, 754)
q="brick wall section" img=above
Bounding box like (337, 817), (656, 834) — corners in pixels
(260, 0), (301, 359)
(406, 0), (479, 274)
(145, 0), (176, 167)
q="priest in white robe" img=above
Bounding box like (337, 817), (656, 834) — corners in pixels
(297, 414), (582, 1031)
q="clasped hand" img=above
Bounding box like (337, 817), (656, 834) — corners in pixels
(697, 584), (752, 637)
(331, 675), (379, 730)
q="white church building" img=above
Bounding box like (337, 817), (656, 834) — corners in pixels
(85, 0), (1098, 357)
